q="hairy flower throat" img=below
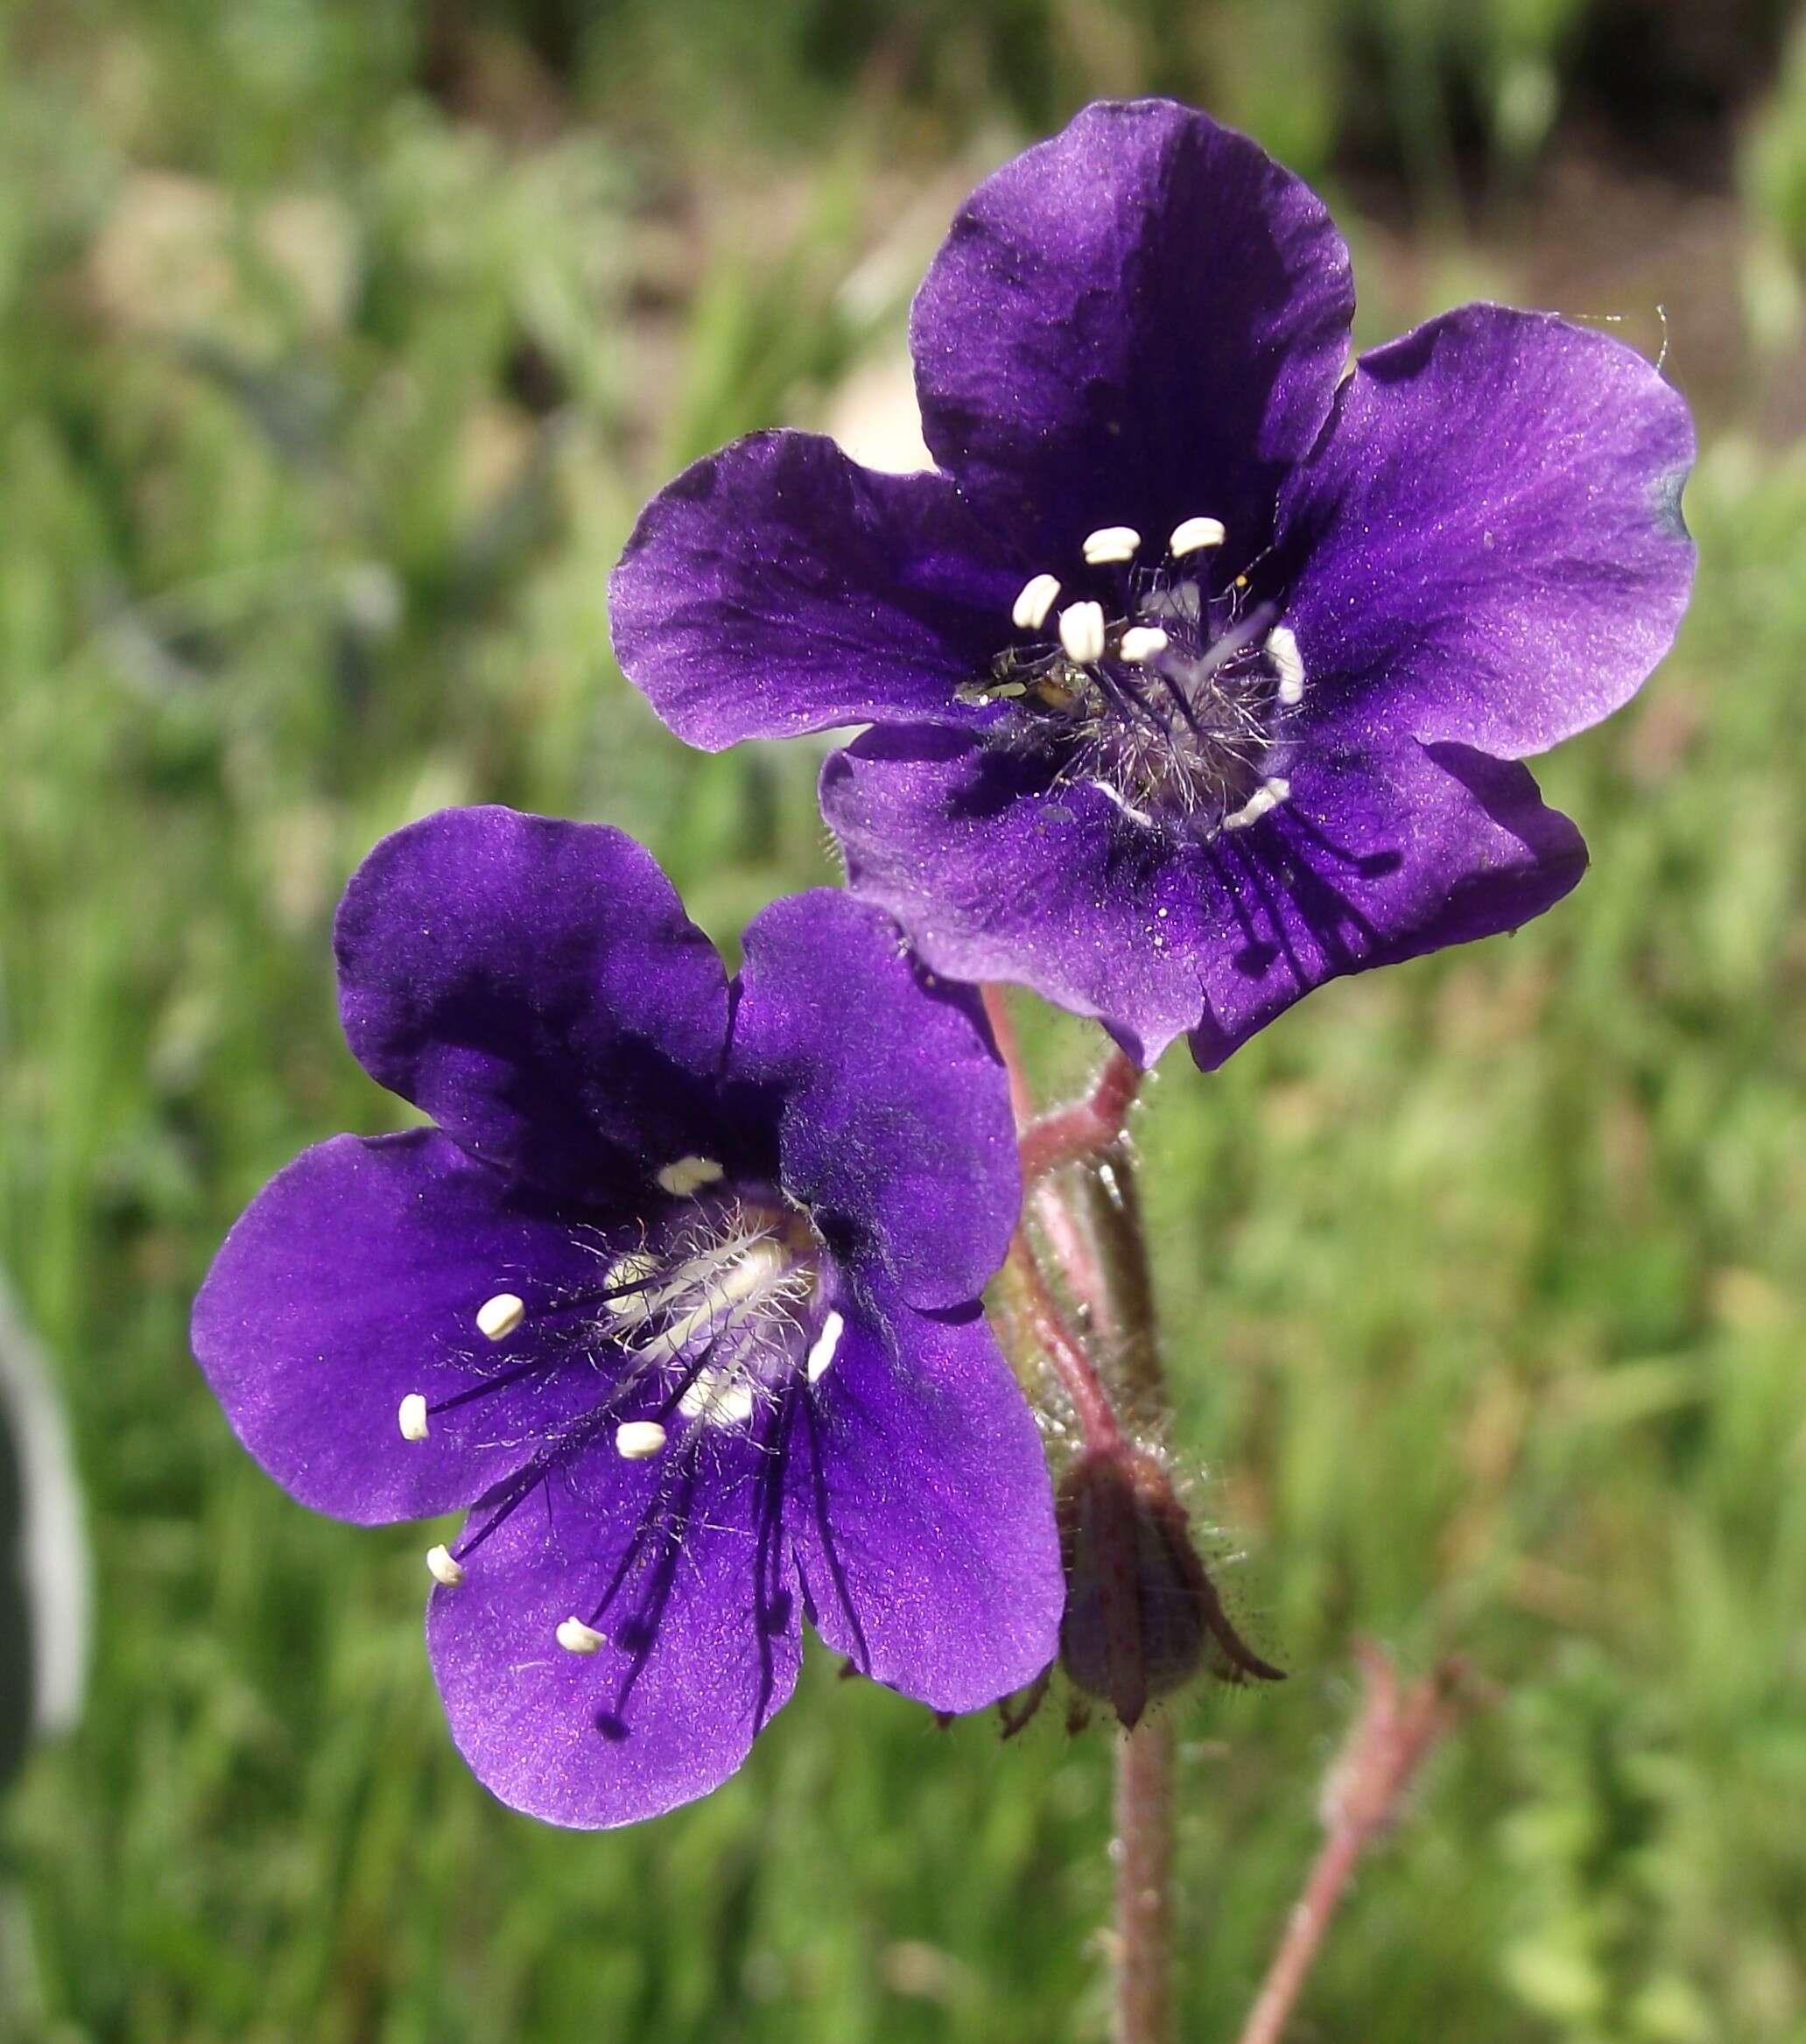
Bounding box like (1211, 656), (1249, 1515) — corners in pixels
(965, 518), (1304, 836)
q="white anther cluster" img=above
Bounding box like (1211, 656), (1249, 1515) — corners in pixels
(805, 1310), (845, 1384)
(597, 1205), (820, 1435)
(981, 513), (1313, 839)
(425, 1543), (465, 1587)
(1117, 626), (1168, 664)
(397, 1393), (430, 1442)
(1169, 515), (1225, 558)
(557, 1616), (606, 1654)
(615, 1419), (668, 1460)
(678, 1371), (760, 1425)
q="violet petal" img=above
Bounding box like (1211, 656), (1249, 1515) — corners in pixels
(428, 1418), (802, 1828)
(191, 1130), (615, 1526)
(336, 808), (728, 1203)
(1277, 306), (1696, 760)
(726, 889), (1019, 1311)
(910, 98), (1353, 564)
(609, 431), (1020, 749)
(823, 728), (1586, 1067)
(786, 1289), (1062, 1712)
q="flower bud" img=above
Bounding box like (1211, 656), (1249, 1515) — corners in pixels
(1057, 1445), (1283, 1728)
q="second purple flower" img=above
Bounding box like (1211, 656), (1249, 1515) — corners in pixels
(193, 808), (1061, 1828)
(610, 99), (1696, 1068)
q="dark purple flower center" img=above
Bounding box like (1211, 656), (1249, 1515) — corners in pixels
(962, 519), (1304, 835)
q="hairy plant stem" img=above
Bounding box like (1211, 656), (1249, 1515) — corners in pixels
(1114, 1713), (1177, 2044)
(1079, 1142), (1177, 2044)
(1018, 1050), (1144, 1181)
(981, 992), (1480, 2044)
(980, 988), (1176, 2044)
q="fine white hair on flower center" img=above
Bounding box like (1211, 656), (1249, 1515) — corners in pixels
(977, 516), (1305, 837)
(586, 1195), (829, 1433)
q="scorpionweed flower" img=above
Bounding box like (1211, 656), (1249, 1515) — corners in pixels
(612, 99), (1696, 1068)
(193, 808), (1061, 1827)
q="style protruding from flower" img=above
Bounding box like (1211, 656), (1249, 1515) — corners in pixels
(610, 98), (1697, 1071)
(192, 807), (1063, 1828)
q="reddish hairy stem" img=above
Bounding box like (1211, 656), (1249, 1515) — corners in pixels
(1113, 1717), (1177, 2044)
(1234, 1644), (1484, 2044)
(1031, 1178), (1107, 1321)
(1084, 1129), (1177, 2044)
(1004, 1234), (1121, 1450)
(980, 984), (1037, 1127)
(980, 993), (1176, 2040)
(1019, 1049), (1144, 1180)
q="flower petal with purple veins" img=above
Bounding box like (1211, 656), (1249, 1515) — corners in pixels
(910, 98), (1353, 563)
(823, 728), (1586, 1069)
(1275, 306), (1697, 761)
(428, 1416), (803, 1829)
(785, 1288), (1063, 1712)
(337, 807), (729, 1202)
(192, 1130), (616, 1526)
(1183, 740), (1589, 1069)
(609, 432), (1022, 752)
(727, 889), (1019, 1312)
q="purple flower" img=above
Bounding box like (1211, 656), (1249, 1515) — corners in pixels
(610, 100), (1696, 1068)
(192, 807), (1061, 1828)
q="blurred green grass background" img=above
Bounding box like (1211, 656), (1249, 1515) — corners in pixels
(3, 1), (1805, 2037)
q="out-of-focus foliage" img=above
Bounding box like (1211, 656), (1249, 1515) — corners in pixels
(1744, 14), (1806, 347)
(2, 1), (1803, 2040)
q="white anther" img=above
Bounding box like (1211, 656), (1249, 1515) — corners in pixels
(806, 1310), (845, 1384)
(475, 1291), (524, 1342)
(556, 1617), (607, 1655)
(1082, 525), (1141, 565)
(1169, 516), (1226, 558)
(1118, 626), (1169, 664)
(1221, 777), (1292, 832)
(397, 1394), (429, 1442)
(1267, 624), (1305, 706)
(678, 1369), (760, 1427)
(1011, 572), (1062, 633)
(1058, 601), (1107, 666)
(425, 1544), (464, 1587)
(656, 1155), (724, 1198)
(615, 1419), (668, 1461)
